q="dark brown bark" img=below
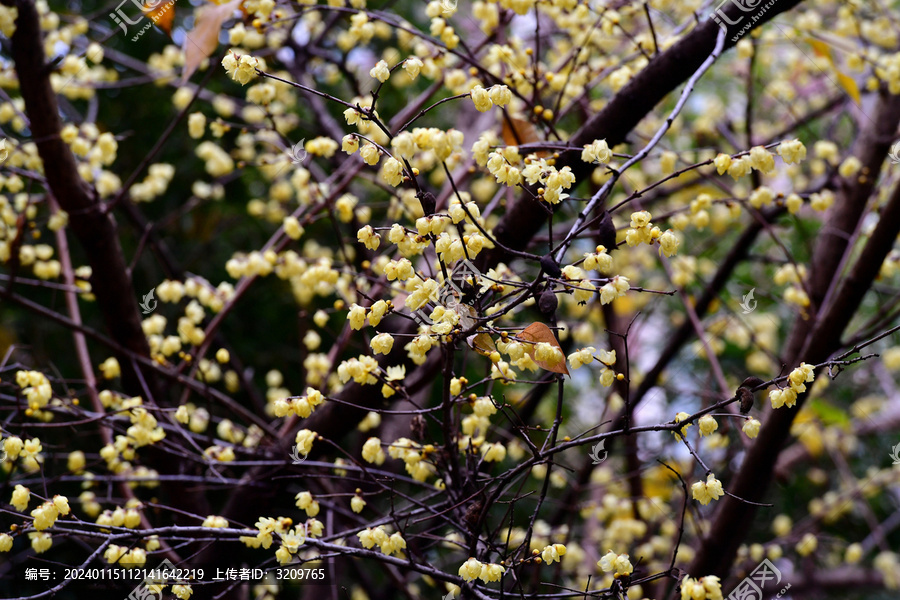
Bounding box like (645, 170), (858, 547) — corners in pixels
(4, 0), (154, 397)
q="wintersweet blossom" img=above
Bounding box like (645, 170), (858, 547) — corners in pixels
(222, 51), (260, 85)
(598, 550), (633, 576)
(742, 418), (761, 438)
(582, 139), (612, 164)
(673, 412), (692, 440)
(692, 474), (724, 505)
(698, 415), (718, 436)
(470, 85), (492, 112)
(541, 543), (567, 564)
(370, 60), (390, 82)
(403, 57), (423, 79)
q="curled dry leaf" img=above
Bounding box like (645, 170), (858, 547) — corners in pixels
(466, 332), (496, 356)
(518, 322), (569, 375)
(181, 0), (244, 84)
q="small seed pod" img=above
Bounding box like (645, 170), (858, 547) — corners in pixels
(538, 289), (558, 318)
(540, 254), (562, 279)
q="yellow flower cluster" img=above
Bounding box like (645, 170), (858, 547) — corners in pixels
(698, 415), (718, 437)
(273, 387), (326, 419)
(295, 491), (320, 517)
(769, 362), (814, 409)
(583, 245), (614, 273)
(597, 549), (633, 576)
(486, 147), (523, 186)
(388, 437), (435, 481)
(202, 515), (229, 528)
(15, 370), (53, 415)
(522, 157), (575, 204)
(742, 418), (761, 438)
(541, 543), (567, 564)
(458, 557), (505, 582)
(104, 545), (147, 566)
(582, 139), (612, 164)
(469, 84), (512, 112)
(600, 275), (629, 305)
(714, 145), (777, 181)
(3, 436), (42, 471)
(362, 437), (386, 464)
(680, 575), (723, 600)
(222, 51), (262, 85)
(357, 526), (407, 556)
(96, 502), (143, 528)
(337, 355), (379, 385)
(691, 474), (724, 505)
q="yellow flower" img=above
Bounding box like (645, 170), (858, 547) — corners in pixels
(295, 429), (316, 455)
(582, 139), (612, 164)
(714, 153), (732, 174)
(749, 146), (775, 173)
(370, 59), (390, 83)
(459, 557), (483, 581)
(598, 550), (632, 576)
(53, 495), (70, 516)
(777, 139), (806, 164)
(838, 156), (861, 178)
(348, 304), (367, 330)
(742, 418), (761, 438)
(30, 532), (52, 554)
(698, 415), (718, 436)
(541, 543), (566, 564)
(692, 473), (724, 505)
(796, 532), (817, 556)
(470, 85), (493, 112)
(99, 357), (121, 379)
(360, 143), (381, 165)
(481, 442), (506, 462)
(489, 85), (512, 106)
(370, 333), (394, 355)
(221, 51), (260, 85)
(342, 134), (359, 154)
(658, 229), (680, 257)
(362, 437), (385, 464)
(727, 156), (752, 179)
(567, 347), (596, 370)
(382, 157), (404, 187)
(11, 484), (30, 512)
(600, 276), (629, 305)
(673, 412), (692, 441)
(480, 562), (505, 582)
(403, 57), (423, 79)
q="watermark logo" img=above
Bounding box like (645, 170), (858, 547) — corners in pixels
(710, 0), (778, 42)
(588, 440), (607, 465)
(0, 448), (8, 463)
(289, 445), (308, 464)
(110, 0), (177, 42)
(410, 259), (486, 326)
(288, 139), (308, 165)
(139, 288), (157, 315)
(890, 442), (900, 465)
(727, 559), (790, 600)
(888, 141), (900, 165)
(440, 0), (457, 14)
(740, 288), (757, 314)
